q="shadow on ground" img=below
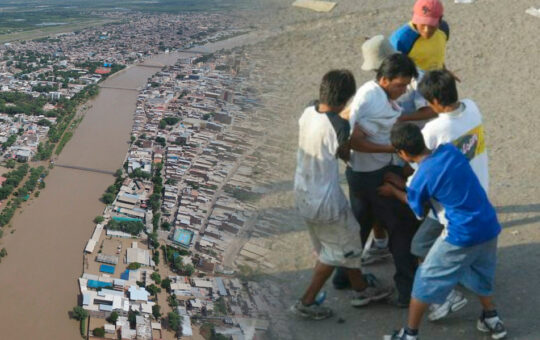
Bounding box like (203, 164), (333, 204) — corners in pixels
(259, 241), (540, 340)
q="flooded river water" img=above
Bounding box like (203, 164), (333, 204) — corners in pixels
(0, 33), (262, 339)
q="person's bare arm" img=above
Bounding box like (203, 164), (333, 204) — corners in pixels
(349, 124), (394, 153)
(383, 172), (406, 190)
(377, 182), (408, 204)
(398, 106), (438, 122)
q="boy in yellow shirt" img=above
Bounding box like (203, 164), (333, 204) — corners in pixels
(390, 0), (448, 72)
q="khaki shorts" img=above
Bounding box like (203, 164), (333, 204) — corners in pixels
(306, 209), (363, 268)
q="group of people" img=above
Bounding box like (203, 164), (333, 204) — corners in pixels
(292, 0), (507, 339)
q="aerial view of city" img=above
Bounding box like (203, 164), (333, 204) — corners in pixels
(0, 0), (539, 340)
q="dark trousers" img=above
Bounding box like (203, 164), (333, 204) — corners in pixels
(336, 166), (419, 303)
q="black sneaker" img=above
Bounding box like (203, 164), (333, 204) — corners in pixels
(477, 315), (507, 339)
(290, 300), (333, 321)
(387, 328), (418, 340)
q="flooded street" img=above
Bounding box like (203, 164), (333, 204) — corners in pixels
(0, 34), (258, 339)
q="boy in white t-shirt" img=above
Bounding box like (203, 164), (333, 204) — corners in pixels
(392, 69), (490, 321)
(291, 70), (392, 321)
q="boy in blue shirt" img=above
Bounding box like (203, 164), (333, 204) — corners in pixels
(378, 124), (506, 340)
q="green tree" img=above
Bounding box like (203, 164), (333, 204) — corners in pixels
(150, 272), (161, 284)
(102, 192), (115, 204)
(127, 262), (141, 270)
(152, 213), (161, 231)
(148, 232), (159, 249)
(167, 294), (178, 307)
(184, 264), (195, 276)
(5, 159), (16, 168)
(107, 311), (118, 324)
(146, 284), (161, 296)
(128, 311), (139, 328)
(114, 169), (123, 177)
(72, 306), (88, 321)
(162, 278), (172, 293)
(165, 178), (177, 185)
(93, 327), (105, 337)
(152, 251), (160, 265)
(152, 304), (161, 319)
(94, 216), (105, 224)
(155, 136), (166, 147)
(161, 221), (171, 231)
(168, 311), (182, 335)
(107, 219), (144, 235)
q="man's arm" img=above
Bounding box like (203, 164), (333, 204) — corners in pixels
(383, 172), (407, 190)
(398, 106), (438, 122)
(378, 182), (407, 204)
(349, 124), (394, 153)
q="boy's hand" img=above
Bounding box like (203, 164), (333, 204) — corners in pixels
(339, 106), (351, 120)
(378, 183), (397, 197)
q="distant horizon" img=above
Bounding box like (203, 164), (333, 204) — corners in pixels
(0, 0), (255, 43)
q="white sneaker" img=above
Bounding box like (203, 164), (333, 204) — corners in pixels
(428, 289), (468, 321)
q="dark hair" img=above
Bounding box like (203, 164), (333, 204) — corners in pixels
(418, 70), (458, 106)
(319, 69), (356, 107)
(390, 123), (426, 156)
(376, 54), (418, 81)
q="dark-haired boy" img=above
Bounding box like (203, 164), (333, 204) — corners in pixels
(334, 54), (420, 307)
(380, 124), (506, 340)
(292, 70), (392, 320)
(411, 69), (488, 320)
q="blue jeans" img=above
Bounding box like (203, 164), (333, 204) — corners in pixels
(412, 236), (498, 304)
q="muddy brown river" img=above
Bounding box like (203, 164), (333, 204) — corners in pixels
(0, 32), (263, 339)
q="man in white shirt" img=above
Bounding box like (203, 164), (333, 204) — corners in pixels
(334, 54), (421, 307)
(292, 70), (391, 321)
(361, 35), (437, 123)
(352, 36), (438, 267)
